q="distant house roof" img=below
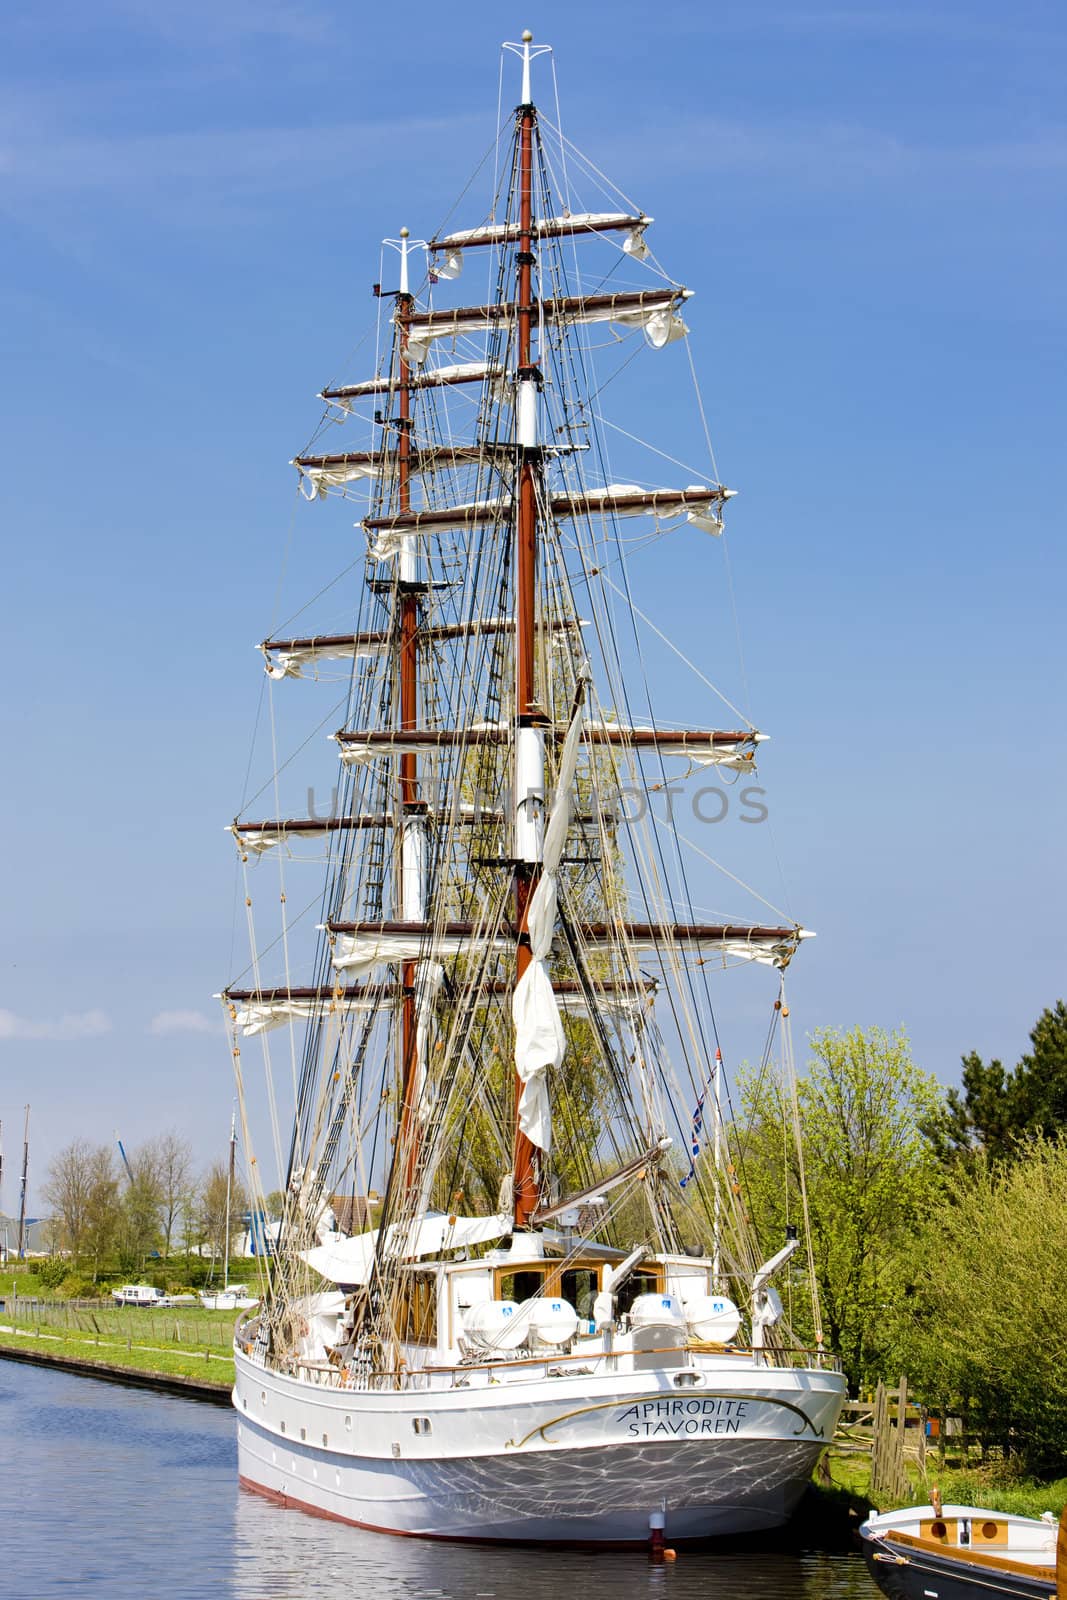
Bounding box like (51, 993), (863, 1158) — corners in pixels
(330, 1195), (373, 1234)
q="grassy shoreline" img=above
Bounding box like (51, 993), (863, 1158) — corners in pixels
(0, 1322), (235, 1385)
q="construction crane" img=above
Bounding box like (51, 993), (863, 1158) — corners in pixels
(115, 1133), (135, 1186)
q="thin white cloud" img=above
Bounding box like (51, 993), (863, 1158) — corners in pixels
(2, 111), (1059, 216)
(6, 0), (332, 49)
(0, 113), (484, 195)
(600, 116), (1067, 187)
(147, 1009), (216, 1036)
(0, 1008), (112, 1042)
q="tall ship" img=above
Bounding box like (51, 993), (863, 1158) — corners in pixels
(221, 30), (846, 1544)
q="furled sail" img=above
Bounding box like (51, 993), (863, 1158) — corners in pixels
(332, 723), (762, 770)
(259, 635), (383, 680)
(364, 485), (732, 563)
(366, 499), (511, 562)
(430, 211), (651, 250)
(230, 817), (385, 855)
(575, 922), (811, 969)
(262, 617), (587, 680)
(320, 361), (503, 407)
(328, 925), (513, 976)
(223, 986), (398, 1037)
(551, 484), (733, 536)
(335, 725), (509, 765)
(584, 724), (766, 772)
(293, 444), (504, 499)
(405, 289), (691, 365)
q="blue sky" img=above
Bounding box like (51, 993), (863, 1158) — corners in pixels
(1, 0), (1064, 1211)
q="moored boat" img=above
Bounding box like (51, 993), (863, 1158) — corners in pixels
(860, 1502), (1064, 1600)
(220, 26), (846, 1544)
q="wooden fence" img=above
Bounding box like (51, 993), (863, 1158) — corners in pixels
(1, 1298), (234, 1348)
(833, 1379), (982, 1503)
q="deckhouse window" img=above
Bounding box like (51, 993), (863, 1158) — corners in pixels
(615, 1268), (665, 1316)
(496, 1268), (545, 1302)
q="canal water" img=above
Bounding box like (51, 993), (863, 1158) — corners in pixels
(0, 1362), (876, 1599)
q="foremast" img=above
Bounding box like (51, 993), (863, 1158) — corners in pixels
(394, 228), (424, 1194)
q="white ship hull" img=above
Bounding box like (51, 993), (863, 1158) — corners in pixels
(233, 1344), (844, 1543)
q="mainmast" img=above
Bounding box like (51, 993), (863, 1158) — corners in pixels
(394, 226), (424, 1192)
(512, 30), (546, 1230)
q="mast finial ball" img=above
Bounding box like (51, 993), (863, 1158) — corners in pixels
(522, 29), (533, 42)
(400, 226), (410, 238)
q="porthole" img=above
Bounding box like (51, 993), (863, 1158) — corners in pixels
(280, 1421), (286, 1434)
(345, 1415), (352, 1430)
(300, 1427), (306, 1441)
(412, 1417), (433, 1436)
(982, 1522), (999, 1539)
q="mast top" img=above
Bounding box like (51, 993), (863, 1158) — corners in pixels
(383, 227), (421, 296)
(399, 228), (410, 294)
(505, 30), (550, 106)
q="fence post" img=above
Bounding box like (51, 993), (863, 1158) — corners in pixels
(870, 1381), (887, 1503)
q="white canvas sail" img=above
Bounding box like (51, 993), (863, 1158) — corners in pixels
(512, 702), (585, 1153)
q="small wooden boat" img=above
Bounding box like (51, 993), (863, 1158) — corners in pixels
(860, 1499), (1065, 1600)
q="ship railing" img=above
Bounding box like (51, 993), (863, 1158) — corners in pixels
(266, 1340), (840, 1389)
(260, 1337), (844, 1388)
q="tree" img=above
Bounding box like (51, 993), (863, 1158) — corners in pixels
(155, 1133), (195, 1256)
(44, 1140), (123, 1272)
(891, 1138), (1067, 1474)
(43, 1139), (96, 1259)
(82, 1146), (122, 1279)
(199, 1161), (248, 1273)
(118, 1143), (164, 1271)
(735, 1025), (942, 1392)
(929, 1001), (1067, 1162)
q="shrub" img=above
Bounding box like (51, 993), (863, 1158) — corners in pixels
(37, 1259), (68, 1290)
(57, 1274), (99, 1301)
(893, 1138), (1067, 1475)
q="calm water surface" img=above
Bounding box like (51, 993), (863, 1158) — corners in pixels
(0, 1363), (876, 1600)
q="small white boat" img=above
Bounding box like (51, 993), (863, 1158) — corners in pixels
(860, 1501), (1063, 1600)
(200, 1284), (260, 1311)
(112, 1284), (170, 1308)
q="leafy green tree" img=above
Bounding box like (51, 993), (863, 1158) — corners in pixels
(83, 1147), (122, 1280)
(735, 1025), (942, 1391)
(199, 1161), (249, 1273)
(155, 1133), (195, 1257)
(929, 1001), (1067, 1162)
(43, 1139), (96, 1259)
(118, 1144), (164, 1271)
(890, 1138), (1067, 1474)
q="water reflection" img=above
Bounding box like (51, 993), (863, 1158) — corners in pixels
(233, 1490), (875, 1599)
(0, 1363), (874, 1600)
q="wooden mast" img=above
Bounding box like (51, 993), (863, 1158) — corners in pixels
(512, 32), (541, 1231)
(395, 228), (421, 1191)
